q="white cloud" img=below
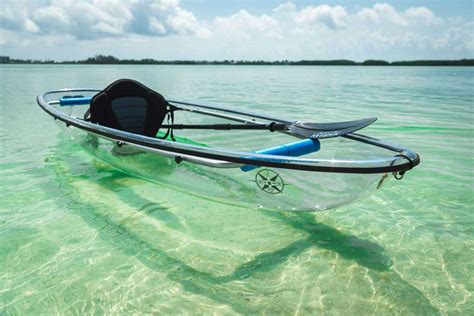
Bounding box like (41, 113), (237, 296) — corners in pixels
(33, 6), (71, 31)
(23, 19), (40, 33)
(0, 0), (41, 33)
(404, 7), (443, 26)
(128, 0), (209, 37)
(356, 3), (442, 27)
(359, 3), (407, 26)
(148, 17), (167, 35)
(295, 5), (348, 29)
(0, 0), (205, 39)
(166, 8), (202, 35)
(212, 10), (280, 39)
(273, 2), (296, 16)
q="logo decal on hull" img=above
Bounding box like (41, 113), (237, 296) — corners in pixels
(254, 169), (285, 194)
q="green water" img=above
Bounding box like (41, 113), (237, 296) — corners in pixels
(1, 65), (473, 314)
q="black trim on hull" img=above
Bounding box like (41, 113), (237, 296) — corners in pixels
(38, 95), (420, 174)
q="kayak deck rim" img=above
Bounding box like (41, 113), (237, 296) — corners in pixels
(37, 88), (420, 174)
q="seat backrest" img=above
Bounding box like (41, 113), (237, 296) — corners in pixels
(90, 79), (168, 137)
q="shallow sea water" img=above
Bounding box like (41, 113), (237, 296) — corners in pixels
(1, 65), (473, 314)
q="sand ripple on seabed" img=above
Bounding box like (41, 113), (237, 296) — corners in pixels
(1, 159), (470, 314)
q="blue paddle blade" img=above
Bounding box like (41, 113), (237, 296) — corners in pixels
(289, 117), (377, 139)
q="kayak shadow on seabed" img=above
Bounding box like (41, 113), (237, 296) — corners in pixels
(102, 171), (393, 274)
(43, 147), (441, 314)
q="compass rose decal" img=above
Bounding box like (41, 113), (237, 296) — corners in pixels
(254, 169), (286, 194)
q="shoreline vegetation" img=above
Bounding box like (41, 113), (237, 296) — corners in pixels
(0, 55), (473, 66)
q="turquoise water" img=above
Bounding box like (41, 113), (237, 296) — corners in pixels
(1, 65), (473, 314)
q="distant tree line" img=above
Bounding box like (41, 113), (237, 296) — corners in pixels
(1, 55), (473, 66)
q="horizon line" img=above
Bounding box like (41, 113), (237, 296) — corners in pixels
(1, 55), (473, 66)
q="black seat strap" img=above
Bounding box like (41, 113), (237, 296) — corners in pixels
(169, 106), (175, 141)
(84, 108), (91, 121)
(159, 104), (176, 141)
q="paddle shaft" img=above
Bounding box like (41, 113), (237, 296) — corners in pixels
(160, 123), (287, 131)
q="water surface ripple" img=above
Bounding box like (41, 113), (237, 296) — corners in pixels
(1, 65), (473, 314)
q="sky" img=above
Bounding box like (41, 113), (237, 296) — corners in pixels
(0, 0), (473, 61)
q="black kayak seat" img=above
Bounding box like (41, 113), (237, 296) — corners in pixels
(90, 79), (168, 137)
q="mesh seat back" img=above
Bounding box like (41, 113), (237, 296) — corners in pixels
(90, 79), (168, 137)
(110, 97), (147, 134)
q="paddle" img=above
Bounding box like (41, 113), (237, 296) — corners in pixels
(287, 117), (377, 139)
(56, 96), (376, 139)
(160, 117), (377, 139)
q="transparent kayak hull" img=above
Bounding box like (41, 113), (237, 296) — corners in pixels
(63, 125), (381, 211)
(37, 88), (420, 212)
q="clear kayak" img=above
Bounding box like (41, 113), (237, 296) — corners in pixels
(37, 79), (420, 212)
